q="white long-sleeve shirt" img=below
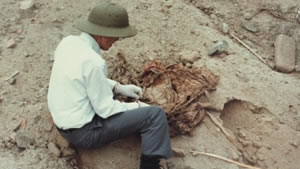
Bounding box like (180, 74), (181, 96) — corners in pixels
(48, 33), (139, 129)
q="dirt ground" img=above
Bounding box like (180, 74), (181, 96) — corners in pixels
(0, 0), (299, 169)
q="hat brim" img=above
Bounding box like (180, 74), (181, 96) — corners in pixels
(76, 20), (137, 38)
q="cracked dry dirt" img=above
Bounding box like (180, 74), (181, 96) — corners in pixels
(0, 0), (300, 169)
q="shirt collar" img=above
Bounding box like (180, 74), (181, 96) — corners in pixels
(79, 32), (101, 54)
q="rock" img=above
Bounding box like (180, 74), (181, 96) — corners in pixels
(8, 78), (16, 85)
(62, 147), (76, 158)
(221, 23), (229, 34)
(15, 131), (35, 148)
(180, 51), (201, 65)
(237, 130), (246, 138)
(5, 142), (14, 149)
(12, 120), (22, 131)
(295, 65), (300, 72)
(48, 142), (61, 157)
(9, 132), (17, 143)
(274, 34), (296, 73)
(290, 141), (299, 148)
(231, 150), (239, 160)
(208, 40), (229, 56)
(43, 118), (53, 132)
(172, 148), (185, 158)
(55, 130), (70, 150)
(242, 152), (256, 164)
(242, 22), (259, 33)
(6, 39), (16, 48)
(20, 0), (35, 10)
(253, 141), (263, 148)
(186, 63), (192, 68)
(166, 161), (176, 169)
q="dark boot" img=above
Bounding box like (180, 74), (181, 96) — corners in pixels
(140, 154), (161, 169)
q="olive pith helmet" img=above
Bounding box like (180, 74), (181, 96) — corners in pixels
(76, 2), (137, 38)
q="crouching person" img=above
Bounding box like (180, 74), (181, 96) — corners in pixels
(47, 2), (173, 169)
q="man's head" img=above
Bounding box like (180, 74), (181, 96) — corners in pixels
(76, 2), (137, 50)
(91, 35), (119, 50)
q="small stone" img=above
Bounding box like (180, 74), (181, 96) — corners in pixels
(20, 0), (35, 10)
(9, 132), (17, 143)
(48, 142), (61, 157)
(62, 147), (76, 158)
(275, 34), (296, 73)
(172, 148), (185, 158)
(242, 152), (255, 164)
(295, 65), (300, 72)
(290, 141), (299, 148)
(166, 161), (176, 169)
(237, 130), (246, 138)
(186, 63), (192, 68)
(253, 141), (263, 148)
(5, 142), (14, 149)
(242, 22), (259, 33)
(55, 131), (70, 150)
(264, 144), (272, 150)
(43, 119), (53, 132)
(16, 131), (35, 148)
(8, 78), (16, 85)
(180, 51), (201, 65)
(208, 40), (229, 56)
(6, 39), (16, 48)
(221, 23), (229, 34)
(231, 150), (239, 160)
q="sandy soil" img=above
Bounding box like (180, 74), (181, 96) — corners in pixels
(0, 0), (299, 169)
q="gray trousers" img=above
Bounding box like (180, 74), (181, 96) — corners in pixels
(58, 106), (173, 158)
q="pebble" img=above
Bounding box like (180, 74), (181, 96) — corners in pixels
(43, 119), (53, 132)
(221, 23), (229, 34)
(274, 34), (296, 73)
(9, 132), (17, 143)
(8, 78), (16, 85)
(6, 39), (16, 48)
(237, 130), (246, 138)
(242, 22), (259, 33)
(20, 0), (35, 10)
(16, 131), (35, 149)
(172, 148), (185, 158)
(253, 141), (263, 148)
(48, 142), (61, 157)
(231, 150), (239, 160)
(62, 147), (76, 158)
(180, 51), (201, 65)
(208, 40), (229, 56)
(294, 65), (300, 72)
(290, 141), (298, 148)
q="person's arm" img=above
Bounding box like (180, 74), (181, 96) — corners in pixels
(85, 66), (139, 118)
(106, 78), (117, 90)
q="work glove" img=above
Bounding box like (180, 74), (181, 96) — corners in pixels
(114, 83), (143, 99)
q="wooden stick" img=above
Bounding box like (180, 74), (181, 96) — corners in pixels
(207, 112), (243, 151)
(4, 71), (19, 81)
(229, 33), (270, 67)
(190, 151), (263, 169)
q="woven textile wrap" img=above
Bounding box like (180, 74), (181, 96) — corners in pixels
(140, 60), (219, 136)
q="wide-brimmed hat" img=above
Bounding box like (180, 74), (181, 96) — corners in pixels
(76, 2), (137, 38)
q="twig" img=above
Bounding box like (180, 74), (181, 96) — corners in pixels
(207, 112), (243, 151)
(229, 33), (271, 68)
(4, 71), (19, 81)
(190, 151), (263, 169)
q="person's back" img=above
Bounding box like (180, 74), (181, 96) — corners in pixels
(48, 35), (105, 129)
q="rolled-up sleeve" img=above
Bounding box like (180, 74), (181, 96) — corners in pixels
(84, 65), (139, 119)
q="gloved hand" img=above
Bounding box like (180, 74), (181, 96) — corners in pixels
(114, 83), (143, 99)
